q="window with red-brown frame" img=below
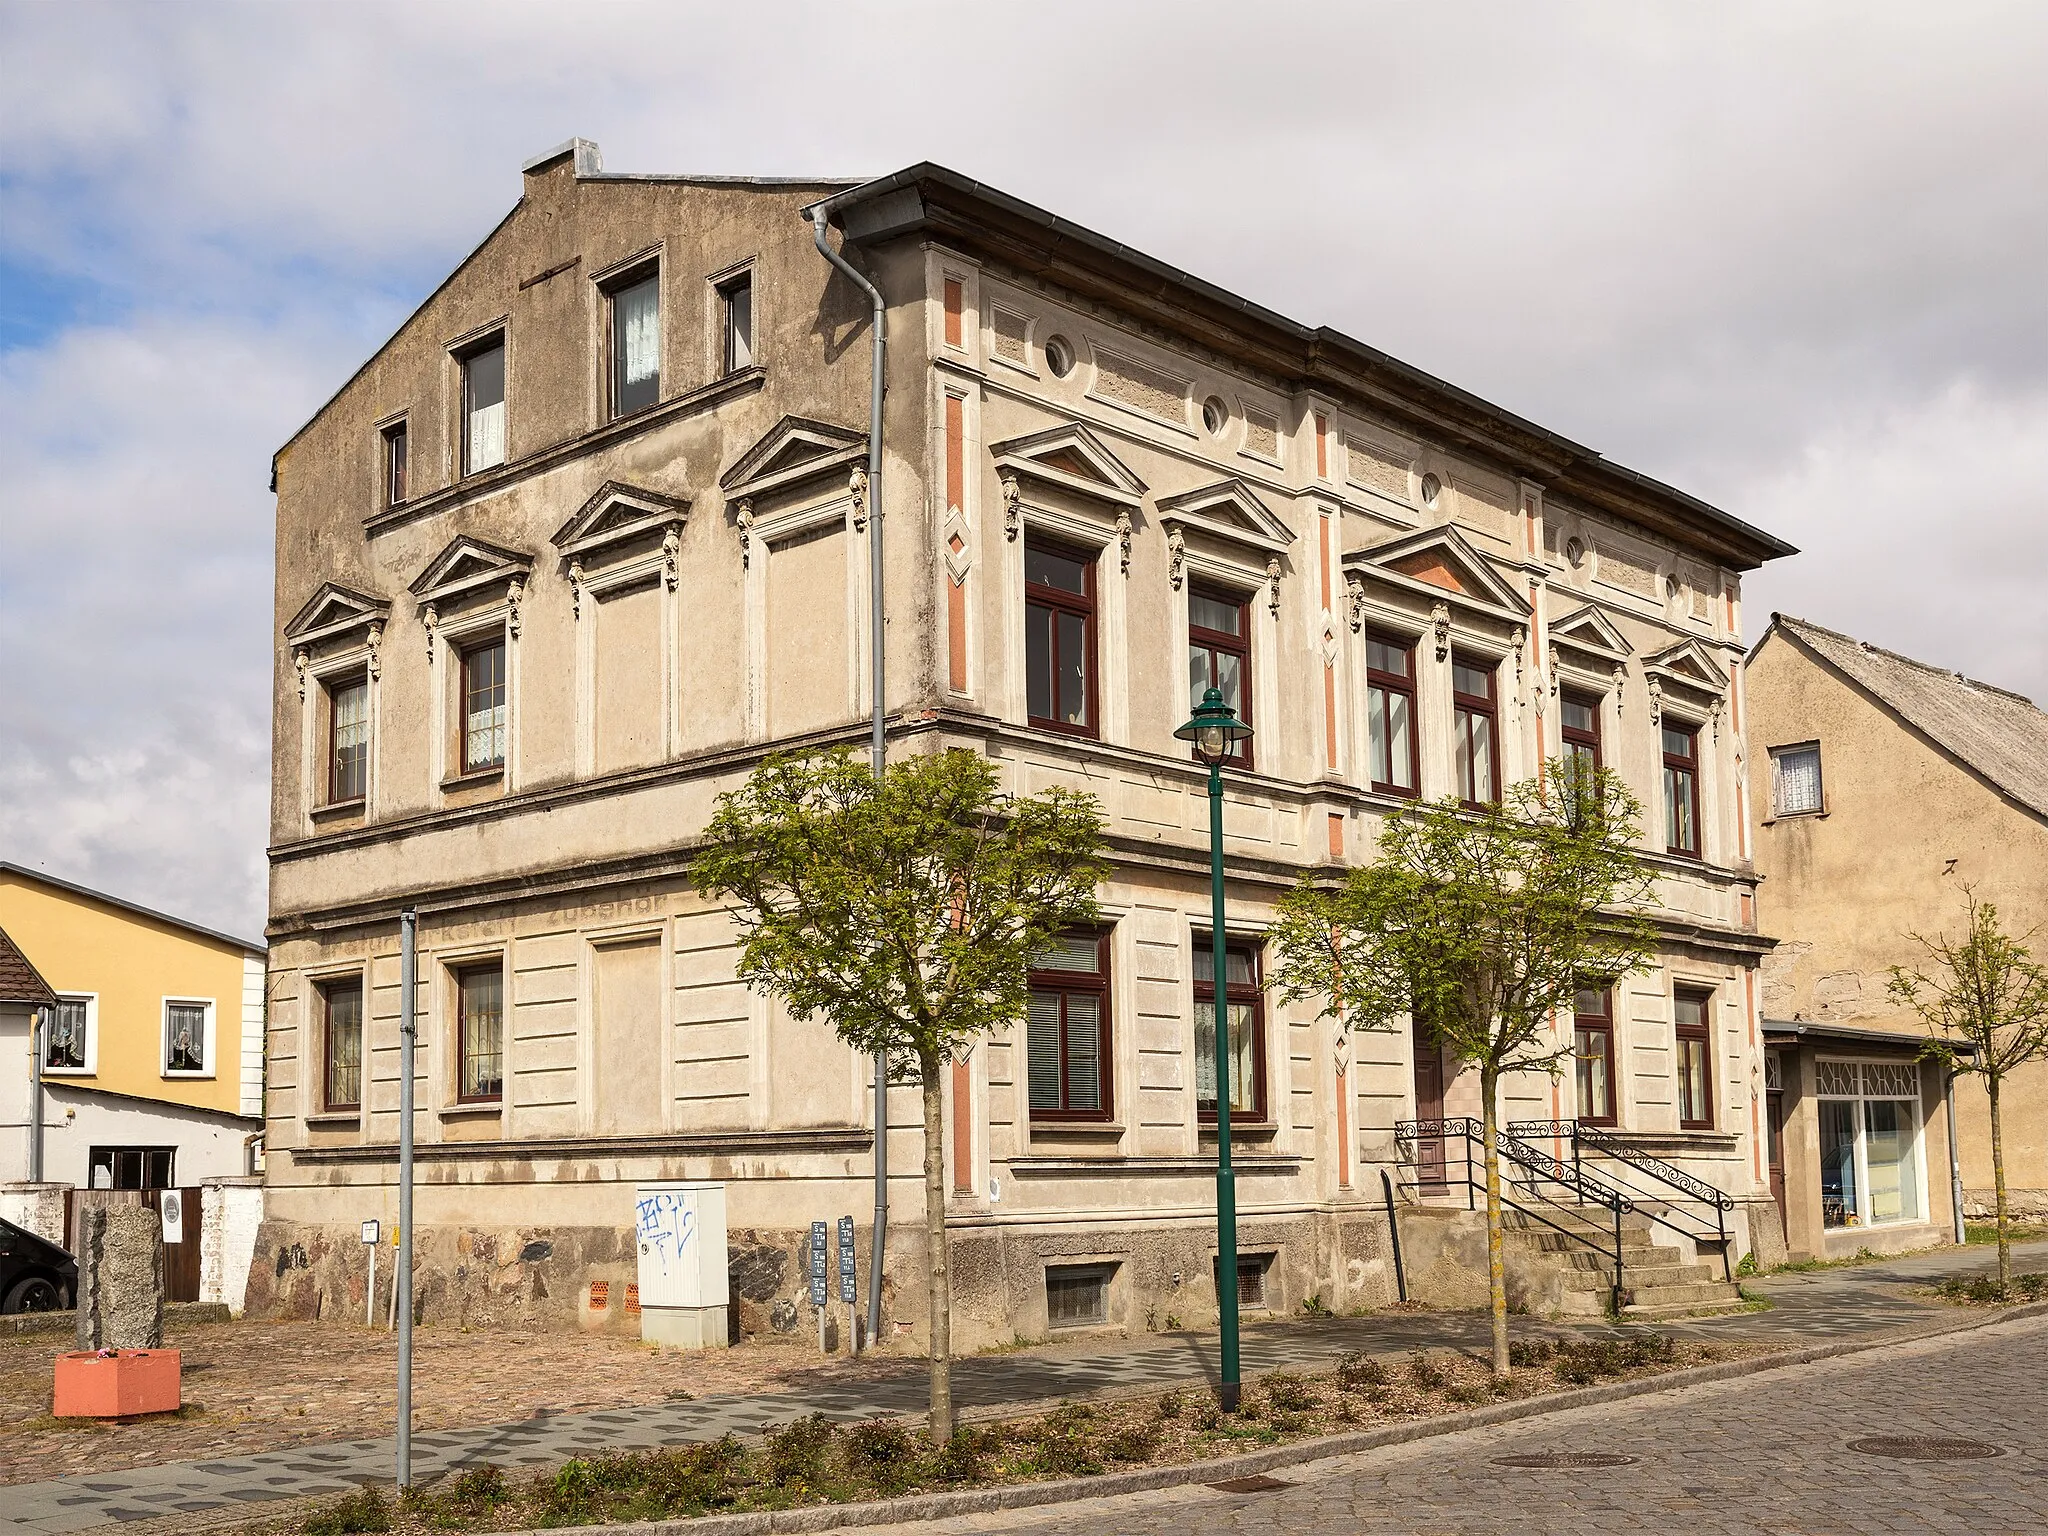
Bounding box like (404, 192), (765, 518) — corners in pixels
(320, 977), (363, 1112)
(1366, 631), (1419, 797)
(1024, 539), (1097, 736)
(1026, 931), (1112, 1121)
(1195, 937), (1267, 1123)
(1561, 690), (1602, 783)
(327, 675), (369, 804)
(1675, 989), (1714, 1129)
(1187, 585), (1252, 770)
(1573, 986), (1616, 1126)
(455, 963), (504, 1104)
(1663, 722), (1701, 856)
(1451, 653), (1498, 807)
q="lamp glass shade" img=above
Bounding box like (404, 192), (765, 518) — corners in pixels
(1175, 686), (1252, 766)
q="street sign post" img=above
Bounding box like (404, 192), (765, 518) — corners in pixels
(809, 1220), (829, 1354)
(836, 1215), (857, 1351)
(361, 1220), (381, 1326)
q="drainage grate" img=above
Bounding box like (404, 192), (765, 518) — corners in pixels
(1207, 1474), (1298, 1493)
(1492, 1451), (1638, 1469)
(1847, 1436), (2003, 1462)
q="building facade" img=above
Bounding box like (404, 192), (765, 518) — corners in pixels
(252, 143), (1792, 1343)
(1, 864), (266, 1206)
(1746, 615), (2048, 1257)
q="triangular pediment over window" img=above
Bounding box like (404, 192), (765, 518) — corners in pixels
(407, 535), (534, 607)
(285, 583), (390, 647)
(551, 481), (689, 561)
(1155, 479), (1295, 556)
(990, 423), (1146, 507)
(718, 416), (867, 503)
(1643, 636), (1728, 692)
(1344, 524), (1529, 619)
(1548, 604), (1633, 662)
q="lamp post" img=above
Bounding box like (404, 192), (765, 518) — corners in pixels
(1176, 684), (1253, 1411)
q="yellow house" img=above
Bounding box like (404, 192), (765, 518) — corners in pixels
(1, 862), (265, 1192)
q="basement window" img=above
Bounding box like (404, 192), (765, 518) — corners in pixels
(1216, 1253), (1273, 1310)
(1045, 1264), (1113, 1328)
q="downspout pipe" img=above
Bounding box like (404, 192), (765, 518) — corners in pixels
(28, 1008), (44, 1184)
(809, 205), (889, 1350)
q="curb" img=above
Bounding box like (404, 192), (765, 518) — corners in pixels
(484, 1300), (2048, 1536)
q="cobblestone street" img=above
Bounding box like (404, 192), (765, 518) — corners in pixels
(873, 1312), (2048, 1536)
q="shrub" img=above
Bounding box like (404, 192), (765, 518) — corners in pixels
(305, 1489), (391, 1536)
(1507, 1338), (1556, 1368)
(641, 1440), (744, 1513)
(839, 1419), (918, 1494)
(442, 1464), (506, 1512)
(1445, 1382), (1487, 1406)
(1336, 1351), (1389, 1393)
(1101, 1421), (1160, 1462)
(1193, 1398), (1223, 1431)
(1264, 1373), (1316, 1413)
(931, 1424), (995, 1484)
(1030, 1404), (1104, 1479)
(765, 1414), (836, 1488)
(1154, 1389), (1183, 1419)
(1406, 1352), (1447, 1391)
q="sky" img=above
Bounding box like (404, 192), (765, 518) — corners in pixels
(1, 1), (2044, 941)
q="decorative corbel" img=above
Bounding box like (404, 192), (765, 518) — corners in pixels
(505, 579), (523, 640)
(1346, 575), (1366, 633)
(1116, 509), (1133, 577)
(1430, 600), (1451, 662)
(293, 647), (309, 701)
(366, 620), (385, 679)
(1000, 474), (1021, 541)
(1647, 676), (1664, 725)
(567, 564), (584, 621)
(849, 467), (870, 533)
(734, 499), (754, 570)
(662, 526), (680, 591)
(422, 603), (439, 660)
(1266, 557), (1282, 618)
(1166, 525), (1186, 590)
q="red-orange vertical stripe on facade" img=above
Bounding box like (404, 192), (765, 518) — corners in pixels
(1746, 970), (1762, 1180)
(943, 279), (963, 349)
(1327, 813), (1344, 858)
(1315, 413), (1329, 479)
(1335, 1068), (1351, 1188)
(946, 395), (968, 691)
(1320, 513), (1338, 769)
(952, 1058), (973, 1193)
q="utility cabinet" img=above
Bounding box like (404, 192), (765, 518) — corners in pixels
(632, 1181), (729, 1349)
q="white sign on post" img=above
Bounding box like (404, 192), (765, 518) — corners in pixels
(159, 1190), (184, 1244)
(361, 1220), (381, 1326)
(361, 1220), (382, 1245)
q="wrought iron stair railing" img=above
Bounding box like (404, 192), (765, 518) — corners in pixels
(1395, 1117), (1633, 1310)
(1510, 1119), (1735, 1279)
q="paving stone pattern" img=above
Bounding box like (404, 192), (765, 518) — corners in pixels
(867, 1313), (2048, 1536)
(3, 1240), (2042, 1535)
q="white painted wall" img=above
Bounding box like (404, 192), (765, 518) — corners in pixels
(201, 1178), (264, 1313)
(0, 1073), (256, 1188)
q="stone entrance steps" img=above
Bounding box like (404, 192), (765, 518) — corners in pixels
(1497, 1208), (1747, 1320)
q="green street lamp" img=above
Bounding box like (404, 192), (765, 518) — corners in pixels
(1175, 684), (1253, 1411)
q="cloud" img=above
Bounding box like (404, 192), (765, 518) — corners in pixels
(1, 0), (2044, 937)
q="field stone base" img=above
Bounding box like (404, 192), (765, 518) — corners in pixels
(76, 1205), (165, 1351)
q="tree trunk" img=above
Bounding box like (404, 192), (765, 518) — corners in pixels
(1480, 1070), (1509, 1378)
(920, 1056), (954, 1444)
(1989, 1073), (2010, 1295)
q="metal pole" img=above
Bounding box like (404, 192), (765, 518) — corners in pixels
(1208, 762), (1241, 1412)
(397, 908), (417, 1489)
(367, 1241), (377, 1328)
(1945, 1070), (1967, 1245)
(809, 207), (889, 1352)
(28, 1008), (44, 1184)
(1380, 1168), (1408, 1303)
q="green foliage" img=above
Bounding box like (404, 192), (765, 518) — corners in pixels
(764, 1414), (836, 1488)
(1406, 1351), (1447, 1390)
(1154, 1388), (1183, 1418)
(1029, 1402), (1104, 1478)
(1274, 763), (1657, 1082)
(1299, 1291), (1330, 1316)
(1264, 1373), (1316, 1412)
(304, 1489), (390, 1536)
(1935, 1272), (2048, 1304)
(1736, 1251), (1759, 1277)
(837, 1418), (919, 1494)
(930, 1423), (996, 1484)
(1336, 1351), (1390, 1393)
(697, 749), (1107, 1070)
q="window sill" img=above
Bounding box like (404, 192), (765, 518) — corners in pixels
(440, 1101), (503, 1118)
(310, 799), (366, 823)
(162, 1071), (216, 1081)
(441, 766), (504, 792)
(1029, 1120), (1125, 1141)
(305, 1111), (362, 1127)
(1198, 1120), (1277, 1139)
(41, 1067), (94, 1077)
(1761, 810), (1828, 825)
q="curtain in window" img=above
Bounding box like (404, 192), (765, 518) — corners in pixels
(327, 987), (363, 1108)
(1774, 748), (1822, 814)
(333, 681), (369, 800)
(1195, 999), (1256, 1115)
(165, 1003), (206, 1072)
(466, 345), (506, 471)
(615, 277), (660, 413)
(460, 970), (504, 1099)
(1863, 1100), (1919, 1223)
(46, 999), (88, 1069)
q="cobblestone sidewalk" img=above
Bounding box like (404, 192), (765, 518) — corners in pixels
(2, 1239), (2040, 1534)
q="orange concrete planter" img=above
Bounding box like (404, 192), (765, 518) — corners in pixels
(53, 1349), (182, 1418)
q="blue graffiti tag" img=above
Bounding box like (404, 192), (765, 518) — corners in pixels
(635, 1192), (699, 1277)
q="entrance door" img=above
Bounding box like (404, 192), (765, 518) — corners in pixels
(1766, 1088), (1787, 1243)
(1412, 1037), (1447, 1187)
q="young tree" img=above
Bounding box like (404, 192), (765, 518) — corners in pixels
(1273, 762), (1658, 1376)
(697, 748), (1106, 1442)
(1888, 889), (2048, 1295)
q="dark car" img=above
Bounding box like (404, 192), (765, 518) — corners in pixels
(0, 1215), (76, 1313)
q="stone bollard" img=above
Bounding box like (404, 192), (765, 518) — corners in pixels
(76, 1206), (166, 1351)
